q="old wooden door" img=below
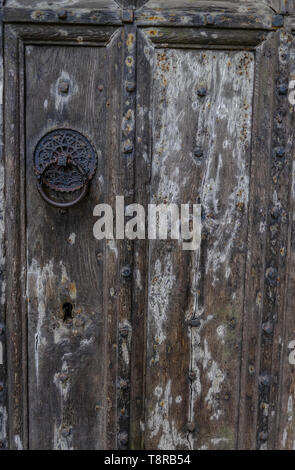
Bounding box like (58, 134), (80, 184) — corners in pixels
(1, 0), (295, 451)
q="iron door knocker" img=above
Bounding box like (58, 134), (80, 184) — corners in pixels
(34, 129), (98, 208)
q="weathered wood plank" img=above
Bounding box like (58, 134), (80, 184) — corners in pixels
(129, 29), (151, 450)
(0, 0), (8, 452)
(141, 27), (268, 49)
(255, 30), (293, 451)
(5, 0), (120, 9)
(237, 32), (278, 450)
(102, 30), (125, 451)
(3, 8), (123, 26)
(275, 32), (295, 451)
(115, 23), (137, 451)
(4, 24), (27, 450)
(24, 35), (122, 449)
(10, 24), (118, 45)
(138, 43), (255, 450)
(136, 0), (275, 30)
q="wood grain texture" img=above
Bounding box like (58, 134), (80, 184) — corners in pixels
(136, 0), (275, 30)
(5, 0), (120, 8)
(237, 32), (278, 451)
(3, 8), (122, 26)
(141, 28), (268, 49)
(3, 0), (295, 452)
(0, 0), (8, 452)
(136, 43), (255, 450)
(4, 24), (28, 451)
(274, 31), (295, 451)
(25, 40), (122, 450)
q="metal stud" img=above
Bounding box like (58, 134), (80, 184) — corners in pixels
(259, 372), (271, 387)
(187, 422), (196, 433)
(262, 321), (274, 335)
(123, 143), (134, 154)
(273, 146), (285, 158)
(58, 10), (68, 20)
(118, 432), (128, 446)
(194, 147), (204, 158)
(197, 88), (207, 97)
(188, 318), (201, 328)
(58, 80), (69, 95)
(278, 84), (288, 96)
(121, 266), (132, 279)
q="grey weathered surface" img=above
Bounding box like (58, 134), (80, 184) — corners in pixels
(2, 0), (295, 452)
(25, 42), (121, 450)
(5, 0), (120, 8)
(136, 1), (275, 30)
(0, 0), (7, 452)
(137, 41), (255, 450)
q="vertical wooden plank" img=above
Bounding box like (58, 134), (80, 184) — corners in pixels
(237, 32), (278, 450)
(257, 30), (293, 451)
(130, 29), (151, 450)
(139, 41), (255, 450)
(0, 0), (8, 451)
(4, 25), (27, 450)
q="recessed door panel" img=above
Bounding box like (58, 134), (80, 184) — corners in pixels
(25, 42), (122, 450)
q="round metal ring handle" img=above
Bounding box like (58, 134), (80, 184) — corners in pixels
(37, 160), (89, 209)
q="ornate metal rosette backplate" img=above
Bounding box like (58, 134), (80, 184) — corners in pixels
(34, 129), (98, 193)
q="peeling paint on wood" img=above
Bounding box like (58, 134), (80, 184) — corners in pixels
(141, 46), (254, 450)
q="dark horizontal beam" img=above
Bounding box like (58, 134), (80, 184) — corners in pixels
(3, 8), (123, 26)
(140, 27), (270, 49)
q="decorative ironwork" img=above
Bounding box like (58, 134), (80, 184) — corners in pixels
(34, 129), (97, 193)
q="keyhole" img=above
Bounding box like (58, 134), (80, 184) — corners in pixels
(62, 302), (73, 323)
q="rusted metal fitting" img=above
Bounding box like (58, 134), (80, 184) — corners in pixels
(126, 81), (136, 92)
(259, 372), (271, 387)
(270, 207), (281, 220)
(58, 10), (68, 20)
(119, 326), (130, 338)
(262, 321), (274, 335)
(248, 364), (255, 376)
(58, 80), (69, 95)
(258, 431), (268, 442)
(278, 84), (288, 96)
(197, 88), (207, 97)
(123, 143), (134, 154)
(122, 9), (134, 24)
(188, 318), (201, 328)
(193, 147), (204, 158)
(224, 392), (231, 401)
(0, 382), (4, 393)
(189, 371), (196, 381)
(118, 432), (129, 446)
(118, 378), (129, 391)
(121, 266), (132, 279)
(265, 267), (278, 286)
(187, 422), (196, 433)
(273, 146), (285, 158)
(205, 14), (214, 26)
(272, 15), (284, 28)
